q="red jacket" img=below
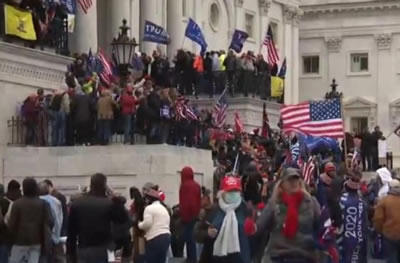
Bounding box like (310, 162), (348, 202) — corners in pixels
(120, 93), (137, 115)
(179, 167), (201, 223)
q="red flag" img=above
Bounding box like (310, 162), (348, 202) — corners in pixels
(234, 111), (244, 133)
(261, 103), (269, 138)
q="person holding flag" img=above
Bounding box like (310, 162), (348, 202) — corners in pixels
(337, 171), (368, 263)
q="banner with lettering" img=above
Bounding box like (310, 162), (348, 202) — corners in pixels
(229, 29), (248, 53)
(143, 20), (170, 45)
(338, 192), (368, 263)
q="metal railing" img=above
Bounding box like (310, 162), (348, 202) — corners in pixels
(0, 3), (69, 56)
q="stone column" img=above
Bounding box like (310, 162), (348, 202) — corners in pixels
(141, 0), (163, 55)
(107, 0), (131, 39)
(72, 0), (98, 54)
(167, 0), (184, 58)
(291, 9), (302, 104)
(283, 6), (293, 104)
(376, 33), (392, 135)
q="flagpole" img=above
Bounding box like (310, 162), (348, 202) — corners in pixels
(181, 36), (186, 49)
(233, 153), (240, 175)
(340, 96), (348, 167)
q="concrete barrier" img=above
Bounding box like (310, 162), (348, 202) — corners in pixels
(2, 145), (214, 206)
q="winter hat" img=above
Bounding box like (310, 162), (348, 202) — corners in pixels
(324, 162), (336, 174)
(280, 168), (301, 182)
(220, 176), (242, 192)
(145, 188), (160, 199)
(345, 172), (362, 190)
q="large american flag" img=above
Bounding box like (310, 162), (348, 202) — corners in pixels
(281, 99), (344, 138)
(97, 49), (113, 86)
(213, 88), (228, 128)
(263, 25), (280, 65)
(78, 0), (92, 14)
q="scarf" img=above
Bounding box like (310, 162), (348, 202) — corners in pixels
(281, 191), (304, 239)
(338, 192), (367, 263)
(213, 197), (242, 257)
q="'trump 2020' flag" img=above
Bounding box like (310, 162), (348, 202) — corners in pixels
(185, 18), (208, 53)
(281, 98), (344, 138)
(143, 20), (170, 45)
(229, 29), (248, 53)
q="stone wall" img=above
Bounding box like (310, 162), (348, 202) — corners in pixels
(2, 145), (214, 206)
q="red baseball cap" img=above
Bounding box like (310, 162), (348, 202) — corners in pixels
(221, 176), (242, 192)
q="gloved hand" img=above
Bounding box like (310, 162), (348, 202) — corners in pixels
(244, 217), (256, 236)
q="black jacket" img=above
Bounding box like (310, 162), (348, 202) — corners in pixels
(71, 94), (93, 124)
(66, 194), (128, 262)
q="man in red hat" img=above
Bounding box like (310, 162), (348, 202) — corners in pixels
(179, 166), (201, 263)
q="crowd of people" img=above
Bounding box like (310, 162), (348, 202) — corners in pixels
(1, 127), (400, 263)
(17, 47), (284, 147)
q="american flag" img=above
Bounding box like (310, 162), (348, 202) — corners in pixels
(302, 156), (316, 185)
(185, 105), (198, 121)
(263, 25), (280, 65)
(213, 88), (228, 128)
(234, 111), (244, 133)
(78, 0), (92, 14)
(281, 98), (344, 139)
(97, 49), (113, 87)
(175, 97), (186, 121)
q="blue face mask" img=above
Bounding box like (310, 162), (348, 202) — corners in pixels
(224, 191), (241, 204)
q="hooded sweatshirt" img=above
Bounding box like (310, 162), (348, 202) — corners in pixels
(179, 167), (201, 223)
(376, 167), (392, 198)
(373, 185), (400, 240)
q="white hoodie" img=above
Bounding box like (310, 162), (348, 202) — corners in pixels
(377, 167), (393, 198)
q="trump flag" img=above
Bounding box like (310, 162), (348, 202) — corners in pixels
(143, 20), (170, 45)
(185, 18), (208, 53)
(4, 4), (37, 41)
(229, 29), (248, 53)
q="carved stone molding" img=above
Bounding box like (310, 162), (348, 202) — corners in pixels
(234, 0), (244, 8)
(325, 36), (342, 53)
(283, 5), (297, 24)
(258, 0), (272, 16)
(284, 5), (303, 26)
(303, 2), (400, 15)
(376, 33), (392, 50)
(0, 59), (65, 83)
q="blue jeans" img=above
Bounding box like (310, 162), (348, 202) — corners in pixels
(183, 221), (197, 262)
(52, 111), (66, 146)
(145, 234), (171, 263)
(97, 119), (111, 145)
(9, 245), (40, 263)
(122, 114), (133, 144)
(384, 238), (400, 263)
(0, 245), (9, 263)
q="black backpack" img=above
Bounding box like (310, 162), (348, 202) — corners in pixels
(50, 93), (65, 111)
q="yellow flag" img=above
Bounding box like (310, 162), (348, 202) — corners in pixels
(4, 4), (37, 41)
(271, 76), (284, 97)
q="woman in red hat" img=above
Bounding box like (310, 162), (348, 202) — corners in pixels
(201, 176), (255, 263)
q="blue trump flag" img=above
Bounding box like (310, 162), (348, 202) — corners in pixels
(278, 58), (287, 79)
(60, 0), (77, 14)
(185, 18), (208, 53)
(229, 29), (248, 53)
(143, 20), (170, 45)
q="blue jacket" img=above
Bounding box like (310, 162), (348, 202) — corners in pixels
(211, 201), (251, 263)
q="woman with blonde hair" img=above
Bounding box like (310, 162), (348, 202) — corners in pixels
(256, 168), (321, 263)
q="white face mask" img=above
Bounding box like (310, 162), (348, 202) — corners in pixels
(223, 191), (241, 204)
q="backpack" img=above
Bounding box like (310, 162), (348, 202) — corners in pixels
(49, 93), (65, 112)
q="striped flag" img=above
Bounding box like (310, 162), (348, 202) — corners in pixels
(302, 156), (316, 185)
(78, 0), (92, 14)
(263, 25), (280, 65)
(234, 112), (244, 133)
(97, 49), (113, 86)
(185, 105), (198, 121)
(213, 88), (228, 128)
(281, 98), (344, 139)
